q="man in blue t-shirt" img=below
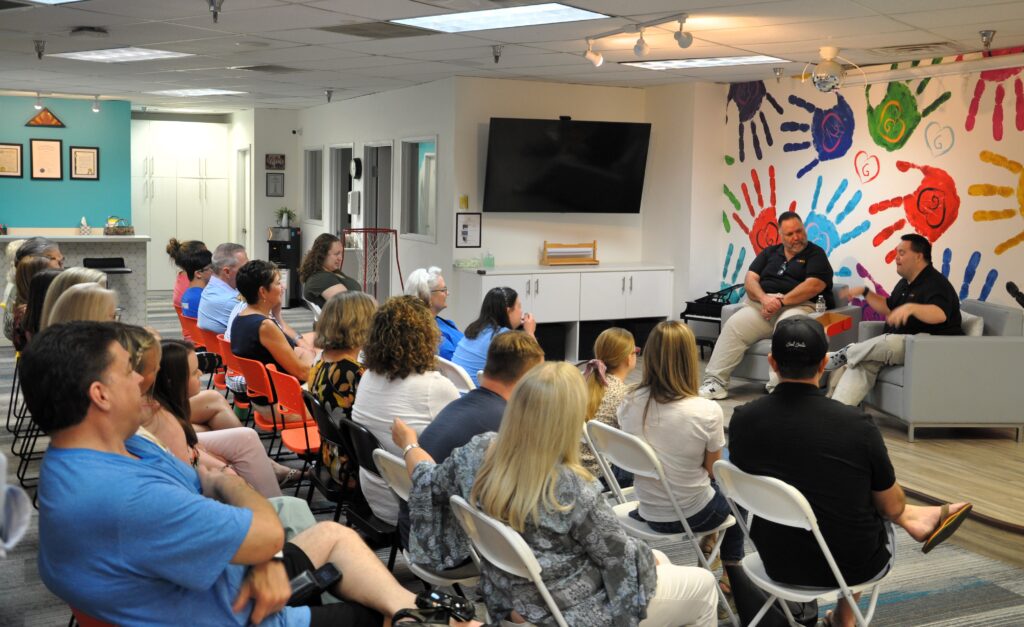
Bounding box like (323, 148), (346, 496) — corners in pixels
(21, 321), (442, 627)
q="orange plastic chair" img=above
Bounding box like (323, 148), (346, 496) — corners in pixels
(175, 308), (206, 351)
(267, 364), (321, 492)
(70, 607), (115, 627)
(232, 354), (284, 451)
(193, 326), (227, 393)
(216, 334), (249, 412)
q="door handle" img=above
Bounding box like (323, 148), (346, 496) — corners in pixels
(149, 180), (153, 199)
(526, 279), (531, 296)
(621, 276), (625, 293)
(149, 156), (153, 175)
(629, 276), (633, 292)
(534, 278), (539, 295)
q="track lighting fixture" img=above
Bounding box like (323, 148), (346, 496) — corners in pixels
(92, 96), (100, 113)
(980, 30), (996, 51)
(492, 45), (502, 64)
(208, 0), (224, 23)
(634, 28), (649, 57)
(584, 39), (603, 67)
(325, 89), (333, 103)
(34, 39), (45, 60)
(34, 92), (43, 110)
(674, 18), (693, 49)
(773, 67), (784, 83)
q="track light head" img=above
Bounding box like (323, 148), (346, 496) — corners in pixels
(208, 0), (224, 23)
(980, 29), (996, 50)
(34, 39), (45, 60)
(584, 39), (603, 67)
(34, 92), (43, 110)
(492, 44), (503, 64)
(92, 96), (100, 113)
(634, 29), (649, 57)
(773, 67), (784, 83)
(674, 18), (692, 49)
(325, 89), (333, 103)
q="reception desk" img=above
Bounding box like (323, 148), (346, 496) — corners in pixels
(0, 235), (150, 327)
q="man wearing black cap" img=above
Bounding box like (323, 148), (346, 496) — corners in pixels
(729, 317), (971, 627)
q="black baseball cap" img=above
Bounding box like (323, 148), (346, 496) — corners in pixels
(771, 317), (828, 366)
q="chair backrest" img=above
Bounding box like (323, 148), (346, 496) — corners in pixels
(436, 356), (476, 392)
(194, 326), (222, 359)
(585, 420), (662, 482)
(336, 416), (383, 477)
(303, 299), (322, 323)
(449, 495), (569, 627)
(713, 459), (815, 531)
(963, 298), (1024, 337)
(70, 608), (115, 627)
(373, 449), (411, 501)
(305, 392), (344, 447)
(266, 363), (306, 417)
(177, 312), (205, 348)
(232, 354), (275, 401)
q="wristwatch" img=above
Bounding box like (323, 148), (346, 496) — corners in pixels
(402, 443), (421, 457)
(271, 550), (285, 563)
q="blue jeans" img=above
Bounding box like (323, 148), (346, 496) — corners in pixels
(629, 482), (745, 563)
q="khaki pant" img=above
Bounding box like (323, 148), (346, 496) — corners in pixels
(829, 333), (907, 407)
(704, 299), (816, 388)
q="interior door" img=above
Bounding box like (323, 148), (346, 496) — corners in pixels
(235, 147), (251, 249)
(176, 178), (204, 242)
(203, 178), (230, 246)
(150, 177), (179, 290)
(330, 146), (352, 236)
(363, 144), (392, 298)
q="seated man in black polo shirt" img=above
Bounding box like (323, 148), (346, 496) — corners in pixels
(827, 233), (962, 406)
(730, 318), (971, 627)
(700, 211), (834, 399)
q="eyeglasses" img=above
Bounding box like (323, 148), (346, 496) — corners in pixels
(776, 261), (788, 276)
(114, 306), (125, 322)
(431, 287), (449, 294)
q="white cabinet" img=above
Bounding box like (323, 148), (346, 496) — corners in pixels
(481, 272), (580, 323)
(579, 270), (673, 320)
(132, 176), (179, 290)
(175, 123), (228, 179)
(626, 270), (673, 318)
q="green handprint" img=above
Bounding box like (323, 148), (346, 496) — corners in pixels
(866, 60), (951, 152)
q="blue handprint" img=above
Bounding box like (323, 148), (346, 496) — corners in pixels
(940, 248), (998, 301)
(782, 93), (855, 178)
(721, 243), (747, 303)
(803, 176), (871, 255)
(727, 81), (784, 162)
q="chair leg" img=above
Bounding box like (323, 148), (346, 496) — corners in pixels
(746, 594), (779, 627)
(386, 543), (398, 572)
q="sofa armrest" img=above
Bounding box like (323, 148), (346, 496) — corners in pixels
(859, 321), (885, 341)
(721, 302), (743, 325)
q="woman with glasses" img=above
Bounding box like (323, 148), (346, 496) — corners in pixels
(299, 233), (361, 308)
(451, 286), (536, 387)
(4, 237), (62, 340)
(405, 266), (463, 360)
(178, 248), (213, 319)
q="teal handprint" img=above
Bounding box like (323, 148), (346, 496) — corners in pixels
(721, 243), (746, 303)
(804, 175), (871, 255)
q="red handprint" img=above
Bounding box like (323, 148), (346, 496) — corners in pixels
(868, 160), (960, 263)
(727, 165), (796, 254)
(962, 46), (1024, 141)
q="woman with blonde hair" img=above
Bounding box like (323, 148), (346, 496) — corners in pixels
(352, 295), (458, 524)
(618, 320), (745, 571)
(405, 266), (463, 360)
(39, 266), (106, 330)
(393, 361), (718, 627)
(310, 291), (377, 416)
(47, 283), (118, 326)
(580, 327), (638, 479)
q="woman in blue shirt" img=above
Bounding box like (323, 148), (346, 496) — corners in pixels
(405, 266), (464, 360)
(452, 286), (536, 386)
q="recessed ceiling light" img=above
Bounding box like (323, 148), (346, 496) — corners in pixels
(50, 47), (194, 63)
(622, 55), (785, 70)
(391, 2), (608, 34)
(146, 88), (247, 97)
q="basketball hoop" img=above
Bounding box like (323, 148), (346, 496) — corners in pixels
(341, 228), (403, 298)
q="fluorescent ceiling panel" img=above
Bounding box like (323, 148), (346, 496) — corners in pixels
(49, 47), (194, 63)
(622, 55), (785, 70)
(25, 0), (83, 4)
(146, 88), (247, 97)
(391, 3), (608, 33)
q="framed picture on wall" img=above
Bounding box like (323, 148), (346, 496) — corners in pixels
(70, 146), (99, 180)
(0, 143), (22, 178)
(266, 172), (284, 197)
(266, 154), (285, 170)
(456, 212), (481, 248)
(30, 138), (62, 180)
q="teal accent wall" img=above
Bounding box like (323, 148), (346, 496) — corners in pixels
(0, 96), (131, 228)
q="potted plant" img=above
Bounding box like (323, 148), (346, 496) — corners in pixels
(275, 206), (296, 227)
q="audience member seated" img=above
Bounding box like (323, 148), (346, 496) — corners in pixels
(827, 234), (962, 407)
(393, 362), (719, 627)
(309, 291), (376, 416)
(231, 259), (316, 384)
(4, 237), (62, 340)
(197, 242), (248, 334)
(729, 317), (972, 627)
(23, 321), (471, 627)
(10, 254), (53, 351)
(39, 267), (107, 331)
(2, 239), (25, 304)
(352, 296), (459, 525)
(179, 248), (214, 319)
(580, 327), (637, 480)
(166, 238), (207, 309)
(47, 283), (118, 324)
(405, 266), (463, 360)
(452, 286), (537, 387)
(20, 269), (62, 346)
(300, 233), (360, 308)
(699, 212), (834, 399)
(619, 321), (745, 577)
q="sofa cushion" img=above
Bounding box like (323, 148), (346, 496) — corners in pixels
(748, 339), (771, 356)
(961, 310), (984, 337)
(877, 366), (904, 386)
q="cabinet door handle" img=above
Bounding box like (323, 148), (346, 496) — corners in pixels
(526, 279), (531, 296)
(534, 278), (539, 294)
(149, 180), (153, 199)
(629, 276), (633, 292)
(149, 156), (153, 175)
(621, 276), (626, 293)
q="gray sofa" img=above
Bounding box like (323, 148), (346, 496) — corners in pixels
(720, 284), (861, 384)
(859, 299), (1024, 442)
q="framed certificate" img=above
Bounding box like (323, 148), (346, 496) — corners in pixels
(0, 143), (22, 178)
(266, 172), (284, 197)
(70, 146), (99, 180)
(456, 212), (481, 248)
(30, 138), (62, 180)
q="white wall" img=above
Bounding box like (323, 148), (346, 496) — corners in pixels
(228, 109), (254, 251)
(252, 109), (301, 259)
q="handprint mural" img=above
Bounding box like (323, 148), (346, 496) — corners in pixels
(962, 46), (1024, 141)
(726, 81), (785, 162)
(782, 93), (855, 178)
(940, 248), (998, 301)
(723, 166), (796, 254)
(968, 150), (1024, 255)
(865, 65), (951, 152)
(868, 160), (960, 262)
(804, 176), (871, 255)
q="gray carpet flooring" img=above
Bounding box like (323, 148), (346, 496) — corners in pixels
(2, 295), (1023, 625)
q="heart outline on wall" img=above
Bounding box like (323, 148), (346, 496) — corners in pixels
(924, 121), (955, 157)
(854, 150), (880, 183)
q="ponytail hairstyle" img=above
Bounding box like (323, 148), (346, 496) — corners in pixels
(584, 327), (635, 420)
(166, 239), (208, 271)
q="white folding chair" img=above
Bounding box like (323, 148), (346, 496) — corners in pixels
(449, 495), (569, 627)
(302, 299), (322, 323)
(435, 356), (476, 393)
(586, 420), (738, 626)
(714, 460), (895, 627)
(372, 450), (481, 590)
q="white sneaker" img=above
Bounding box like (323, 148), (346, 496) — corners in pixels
(825, 344), (852, 372)
(699, 380), (728, 400)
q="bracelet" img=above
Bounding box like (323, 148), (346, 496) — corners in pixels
(402, 443), (421, 457)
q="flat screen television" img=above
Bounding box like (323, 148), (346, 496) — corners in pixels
(482, 117), (652, 213)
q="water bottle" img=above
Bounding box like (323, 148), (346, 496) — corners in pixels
(815, 295), (826, 314)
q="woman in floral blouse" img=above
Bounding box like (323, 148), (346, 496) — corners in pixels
(392, 362), (718, 627)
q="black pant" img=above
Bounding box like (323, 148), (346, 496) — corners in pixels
(281, 542), (384, 627)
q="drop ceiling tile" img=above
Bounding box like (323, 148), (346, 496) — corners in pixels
(77, 0), (281, 21)
(0, 5), (146, 33)
(157, 36), (301, 55)
(325, 32), (495, 54)
(293, 54), (419, 70)
(170, 4), (340, 34)
(698, 16), (911, 47)
(259, 27), (373, 46)
(305, 0), (450, 21)
(210, 44), (364, 65)
(889, 4), (1024, 29)
(87, 22), (229, 47)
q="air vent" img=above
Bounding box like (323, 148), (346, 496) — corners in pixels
(233, 64), (304, 74)
(0, 0), (28, 10)
(316, 22), (429, 39)
(864, 42), (963, 58)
